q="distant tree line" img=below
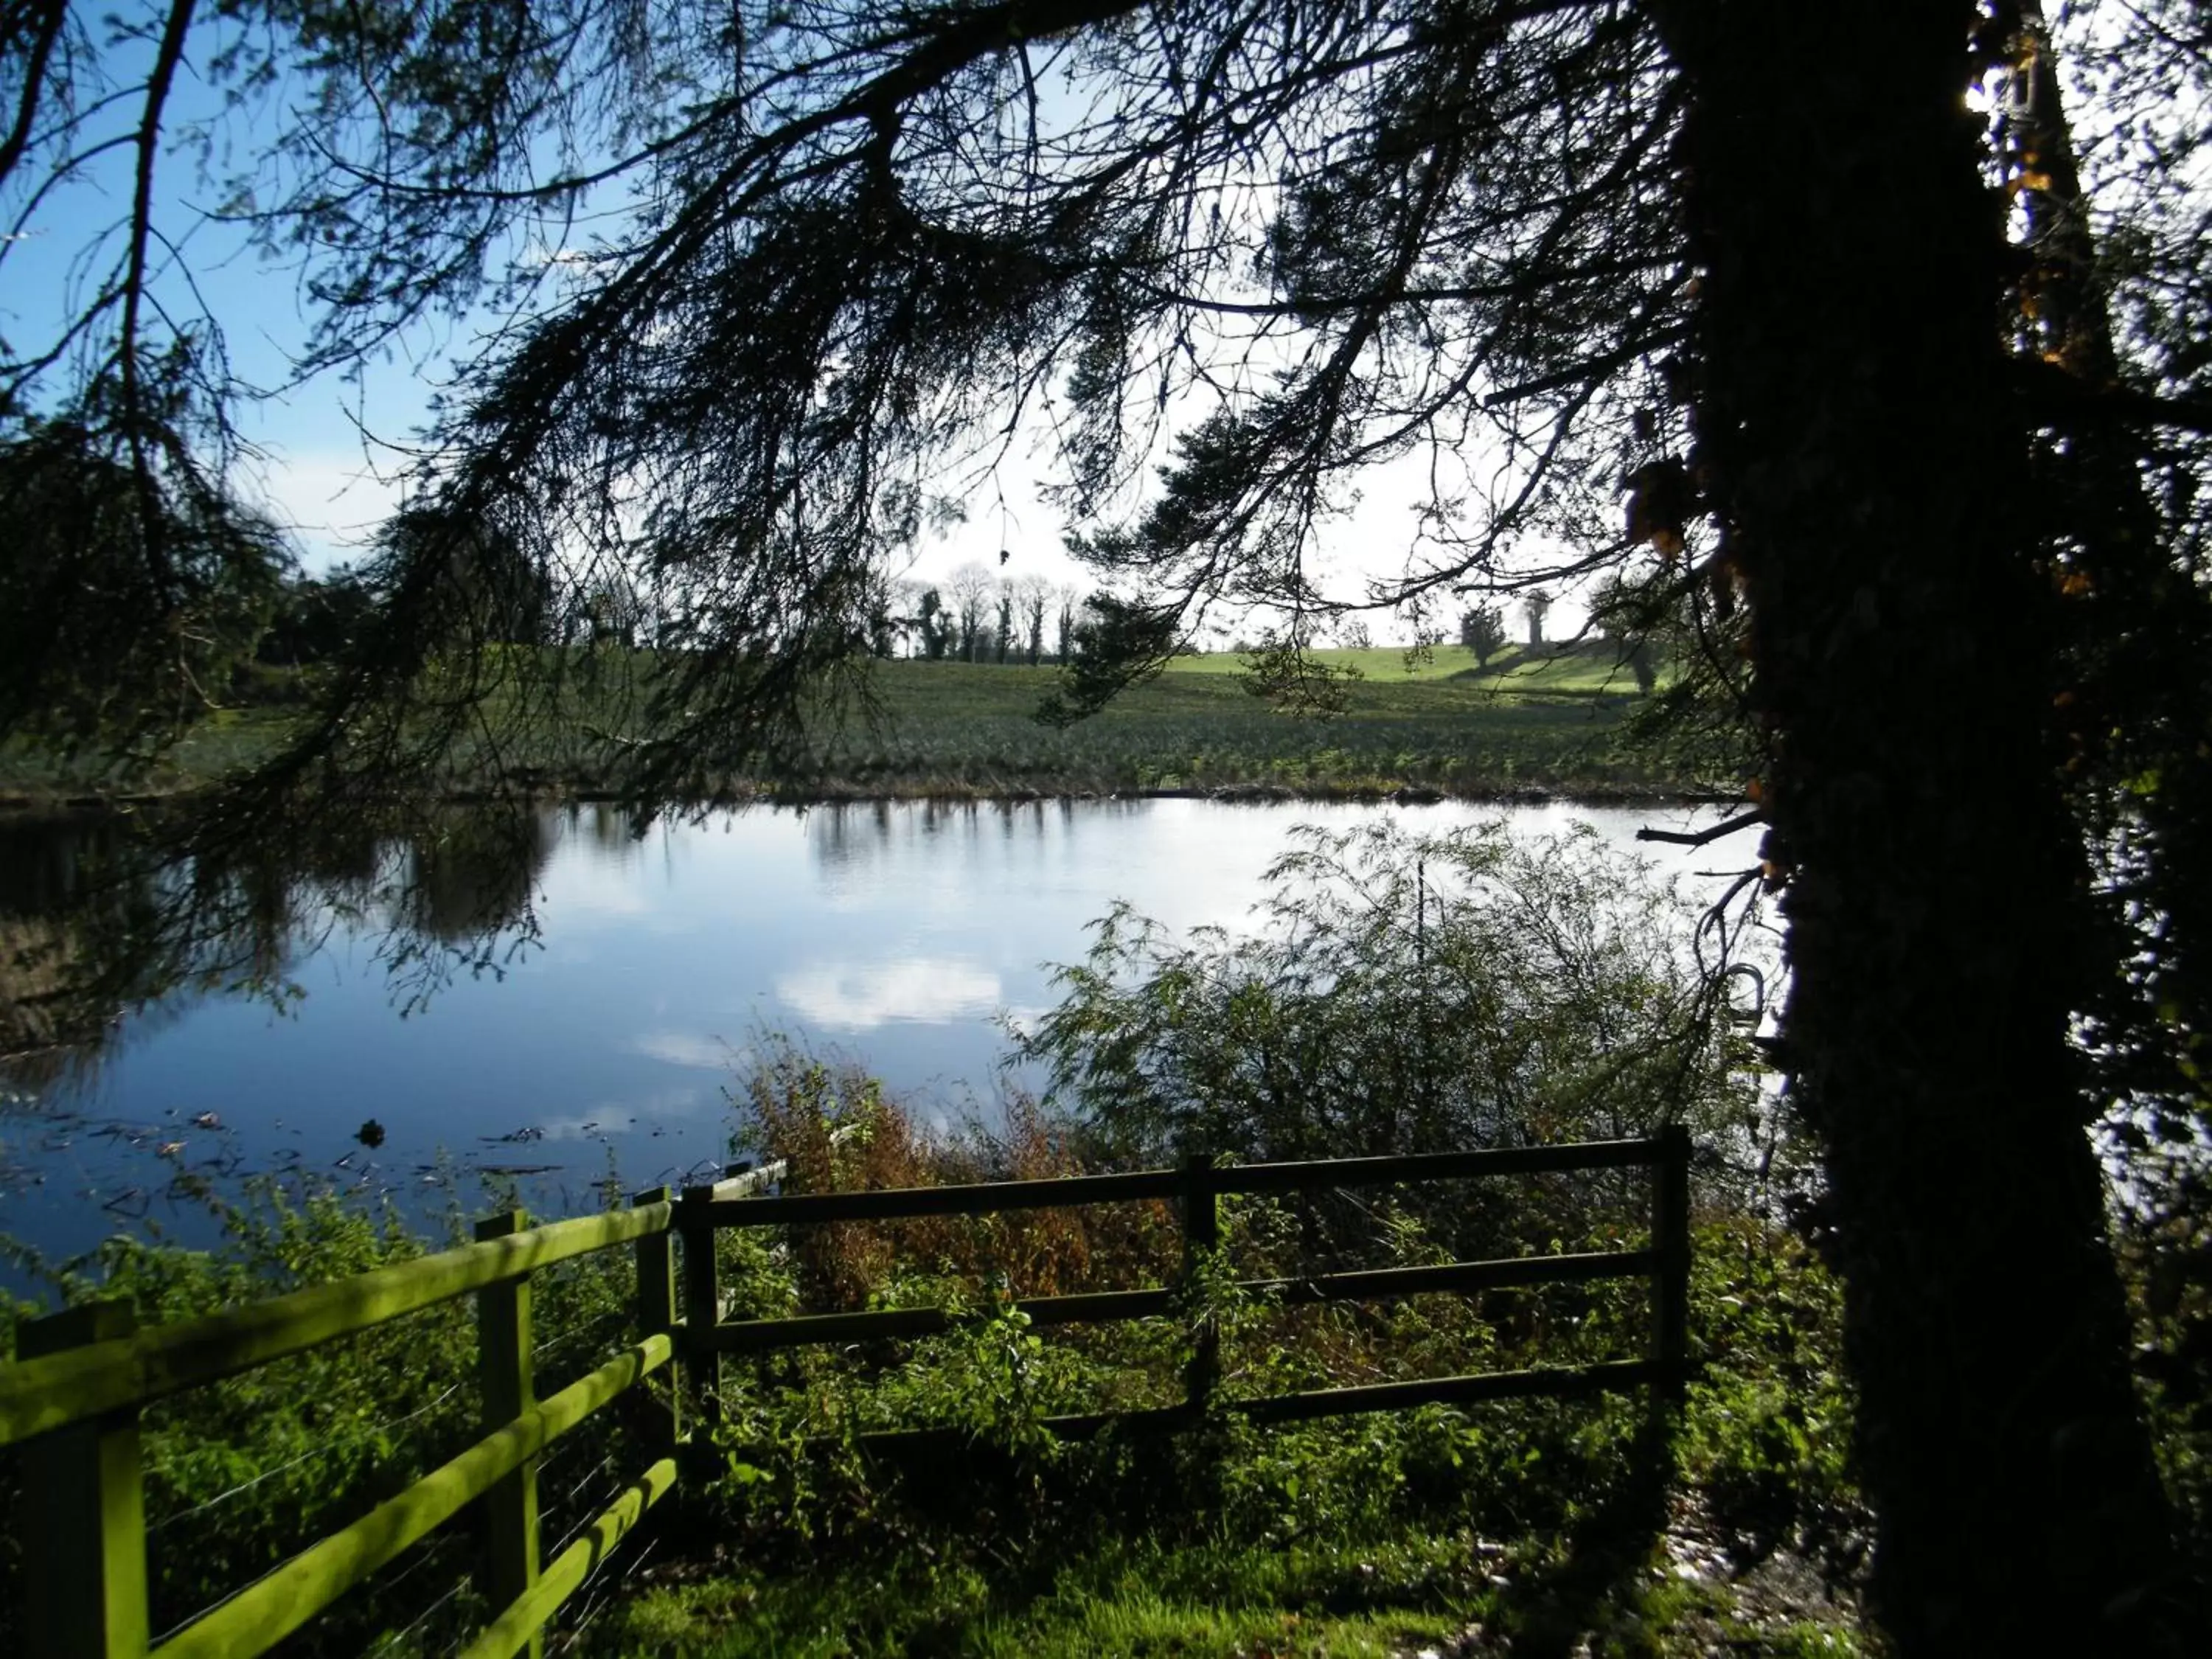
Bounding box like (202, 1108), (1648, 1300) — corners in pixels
(121, 505), (1104, 684)
(869, 564), (1096, 666)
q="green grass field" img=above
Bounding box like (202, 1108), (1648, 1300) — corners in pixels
(0, 639), (1705, 808)
(821, 641), (1679, 798)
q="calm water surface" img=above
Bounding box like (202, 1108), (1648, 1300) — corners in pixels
(0, 798), (1760, 1264)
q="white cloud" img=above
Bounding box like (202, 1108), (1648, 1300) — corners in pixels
(776, 957), (1001, 1031)
(238, 447), (409, 571)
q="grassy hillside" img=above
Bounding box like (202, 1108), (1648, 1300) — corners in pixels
(822, 644), (1680, 797)
(0, 640), (1707, 808)
(822, 638), (1687, 799)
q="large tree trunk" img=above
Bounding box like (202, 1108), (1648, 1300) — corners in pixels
(1649, 4), (2188, 1652)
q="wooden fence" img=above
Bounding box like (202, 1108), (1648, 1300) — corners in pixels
(0, 1127), (1689, 1658)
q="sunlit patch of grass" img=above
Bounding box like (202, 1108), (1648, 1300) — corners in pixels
(1164, 640), (1665, 697)
(577, 1532), (1489, 1658)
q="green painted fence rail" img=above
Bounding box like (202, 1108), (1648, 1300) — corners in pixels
(2, 1185), (685, 1659)
(146, 1334), (674, 1659)
(0, 1129), (1690, 1658)
(706, 1249), (1655, 1353)
(680, 1129), (1693, 1433)
(0, 1200), (673, 1447)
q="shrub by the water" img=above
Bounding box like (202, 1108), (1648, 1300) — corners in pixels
(1016, 819), (1762, 1164)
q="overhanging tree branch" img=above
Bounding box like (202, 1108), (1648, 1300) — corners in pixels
(1633, 807), (1762, 847)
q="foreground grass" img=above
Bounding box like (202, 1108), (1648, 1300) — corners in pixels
(583, 1514), (1862, 1659)
(589, 1533), (1490, 1659)
(0, 641), (1703, 809)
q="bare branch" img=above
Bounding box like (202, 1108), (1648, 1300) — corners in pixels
(1635, 808), (1764, 848)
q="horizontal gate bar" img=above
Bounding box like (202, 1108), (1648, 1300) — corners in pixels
(849, 1359), (1663, 1450)
(1236, 1357), (1661, 1422)
(1217, 1141), (1662, 1193)
(709, 1250), (1652, 1353)
(687, 1167), (1183, 1227)
(0, 1203), (672, 1447)
(686, 1139), (1660, 1231)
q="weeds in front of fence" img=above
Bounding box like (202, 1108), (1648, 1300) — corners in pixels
(565, 1057), (1856, 1658)
(565, 1065), (1855, 1657)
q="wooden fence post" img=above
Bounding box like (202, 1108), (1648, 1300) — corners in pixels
(632, 1187), (679, 1453)
(679, 1184), (722, 1434)
(1651, 1124), (1692, 1411)
(18, 1301), (147, 1659)
(474, 1211), (542, 1659)
(1181, 1152), (1220, 1416)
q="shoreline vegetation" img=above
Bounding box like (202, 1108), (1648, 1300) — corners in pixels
(0, 641), (1733, 815)
(0, 824), (1866, 1655)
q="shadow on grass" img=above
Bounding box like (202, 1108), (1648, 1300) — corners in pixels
(874, 1405), (1691, 1657)
(1483, 1409), (1677, 1659)
(615, 1400), (1694, 1658)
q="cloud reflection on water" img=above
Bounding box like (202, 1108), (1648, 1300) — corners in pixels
(775, 957), (1002, 1029)
(630, 1029), (744, 1071)
(535, 1084), (714, 1141)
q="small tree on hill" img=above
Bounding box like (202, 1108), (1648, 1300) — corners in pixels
(1458, 604), (1507, 668)
(1592, 575), (1660, 695)
(947, 563), (993, 663)
(1055, 589), (1081, 665)
(1014, 574), (1053, 666)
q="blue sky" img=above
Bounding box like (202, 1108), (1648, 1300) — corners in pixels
(1, 31), (1094, 586)
(2, 29), (437, 571)
(4, 17), (1584, 637)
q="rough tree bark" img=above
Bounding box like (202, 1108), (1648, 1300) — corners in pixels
(1650, 4), (2189, 1652)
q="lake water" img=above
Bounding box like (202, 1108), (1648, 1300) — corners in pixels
(0, 797), (1764, 1266)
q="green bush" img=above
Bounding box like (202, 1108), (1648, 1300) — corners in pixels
(1018, 818), (1756, 1166)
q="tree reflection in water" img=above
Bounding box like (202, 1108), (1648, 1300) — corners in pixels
(0, 803), (559, 1115)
